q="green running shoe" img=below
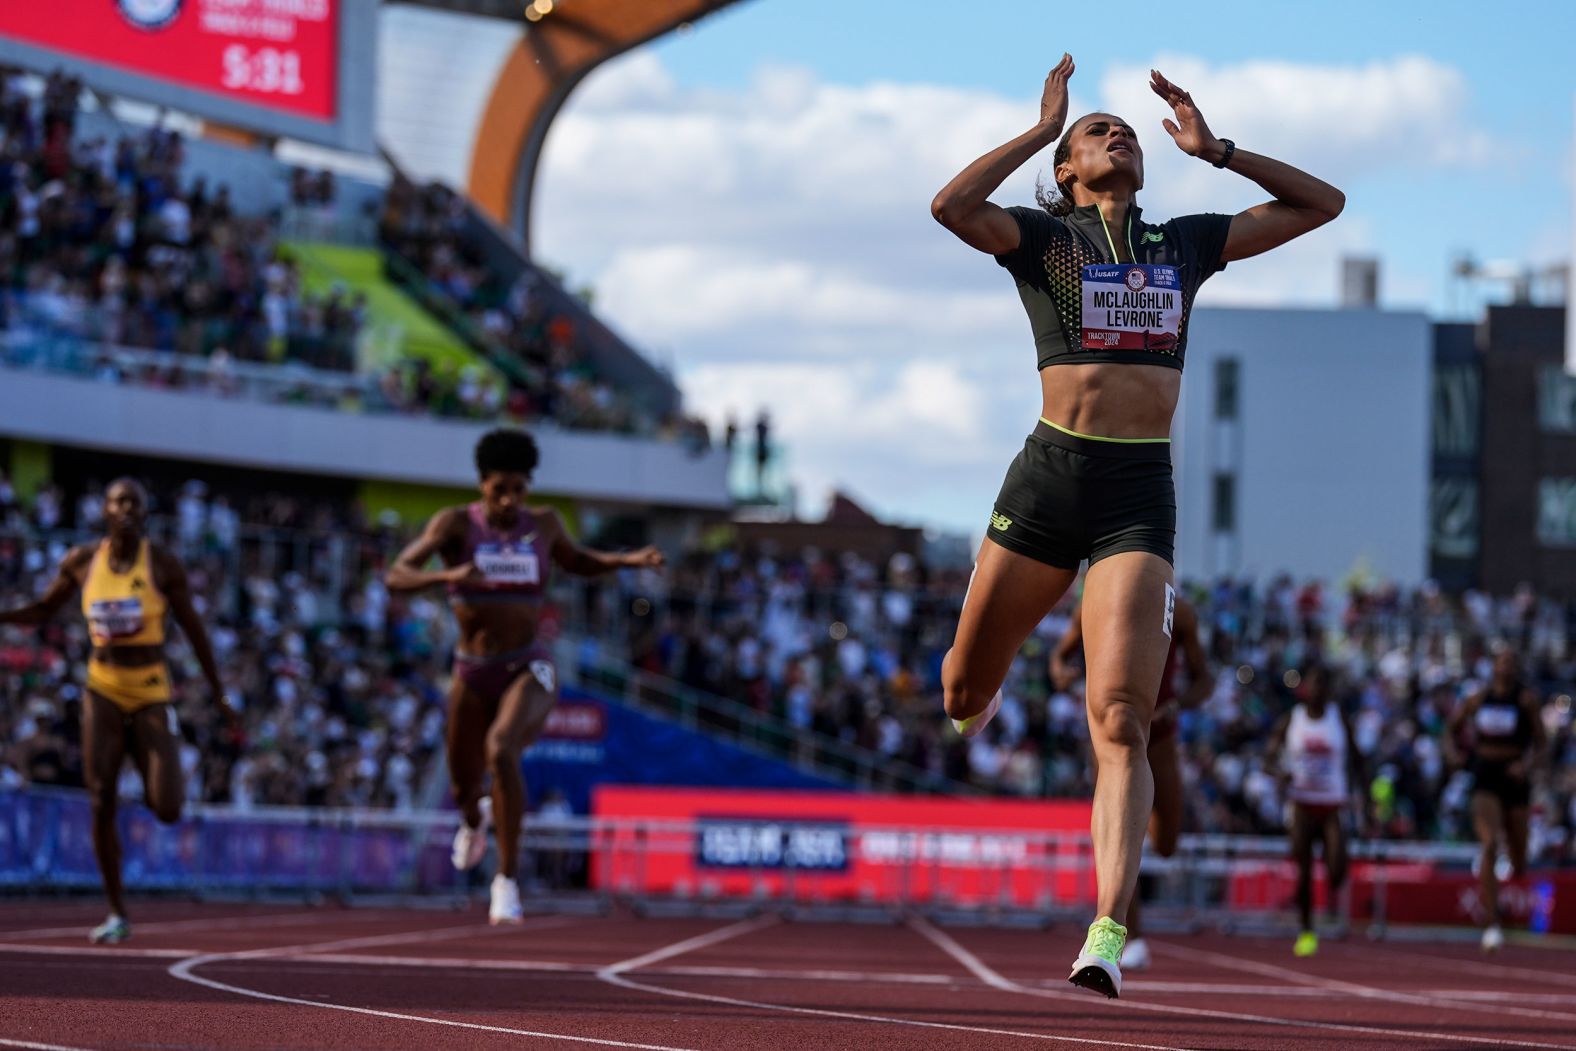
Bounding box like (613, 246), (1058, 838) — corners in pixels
(1293, 930), (1319, 957)
(951, 690), (1001, 738)
(89, 914), (130, 945)
(1068, 916), (1126, 998)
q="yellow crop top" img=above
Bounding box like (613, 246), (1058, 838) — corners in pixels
(81, 539), (167, 648)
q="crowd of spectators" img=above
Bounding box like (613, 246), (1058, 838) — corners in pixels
(0, 69), (718, 446)
(4, 480), (1574, 857)
(379, 176), (674, 436)
(601, 543), (1576, 859)
(0, 68), (364, 372)
(0, 473), (450, 812)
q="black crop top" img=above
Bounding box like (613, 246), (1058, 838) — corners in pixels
(993, 203), (1233, 371)
(1474, 686), (1535, 752)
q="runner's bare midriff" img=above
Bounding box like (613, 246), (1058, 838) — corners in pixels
(91, 644), (164, 667)
(1040, 361), (1180, 439)
(452, 601), (543, 658)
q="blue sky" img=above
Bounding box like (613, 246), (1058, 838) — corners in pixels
(650, 0), (1573, 316)
(534, 0), (1575, 532)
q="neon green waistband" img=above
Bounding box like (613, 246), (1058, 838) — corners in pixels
(1038, 417), (1170, 444)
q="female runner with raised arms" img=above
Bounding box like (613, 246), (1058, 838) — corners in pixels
(931, 55), (1343, 997)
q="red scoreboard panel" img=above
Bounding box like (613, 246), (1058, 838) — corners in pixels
(0, 0), (373, 151)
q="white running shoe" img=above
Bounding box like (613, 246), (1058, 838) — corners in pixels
(489, 874), (523, 925)
(1121, 936), (1151, 971)
(89, 914), (130, 944)
(452, 797), (492, 872)
(951, 690), (1002, 738)
(1482, 924), (1504, 953)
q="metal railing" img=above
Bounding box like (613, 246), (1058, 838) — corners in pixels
(558, 643), (972, 797)
(280, 204), (378, 248)
(0, 326), (378, 405)
(5, 787), (1539, 935)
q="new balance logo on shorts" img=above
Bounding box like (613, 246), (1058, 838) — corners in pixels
(990, 511), (1013, 533)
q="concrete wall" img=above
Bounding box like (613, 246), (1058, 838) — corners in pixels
(1175, 306), (1433, 585)
(0, 370), (730, 511)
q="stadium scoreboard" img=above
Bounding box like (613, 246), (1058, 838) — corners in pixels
(0, 0), (376, 152)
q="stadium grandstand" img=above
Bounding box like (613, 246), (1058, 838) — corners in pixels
(1, 2), (1574, 1049)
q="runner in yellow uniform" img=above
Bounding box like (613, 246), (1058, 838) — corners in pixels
(1, 479), (229, 943)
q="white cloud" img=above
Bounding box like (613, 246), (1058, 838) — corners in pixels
(595, 243), (1013, 356)
(535, 52), (1496, 532)
(1095, 54), (1498, 219)
(683, 357), (1031, 524)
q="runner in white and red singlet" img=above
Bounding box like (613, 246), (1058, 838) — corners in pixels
(1267, 664), (1364, 958)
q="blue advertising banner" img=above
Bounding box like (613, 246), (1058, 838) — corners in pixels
(0, 687), (835, 890)
(522, 686), (837, 815)
(0, 788), (456, 893)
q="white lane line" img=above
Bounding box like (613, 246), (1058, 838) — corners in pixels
(289, 952), (964, 987)
(1358, 942), (1576, 990)
(0, 909), (344, 941)
(0, 945), (194, 959)
(595, 918), (1188, 1051)
(0, 1040), (102, 1051)
(9, 936), (1568, 1007)
(273, 915), (577, 957)
(907, 916), (1576, 1051)
(597, 916), (780, 975)
(166, 919), (703, 1051)
(1155, 941), (1576, 1025)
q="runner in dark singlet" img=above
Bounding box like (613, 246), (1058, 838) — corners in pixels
(1446, 648), (1545, 951)
(1051, 593), (1212, 969)
(387, 429), (664, 923)
(931, 54), (1342, 995)
(0, 479), (230, 943)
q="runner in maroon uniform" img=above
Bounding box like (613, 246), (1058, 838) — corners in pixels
(1052, 593), (1212, 968)
(388, 429), (664, 922)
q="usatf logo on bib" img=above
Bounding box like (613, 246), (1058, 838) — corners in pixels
(118, 0), (182, 30)
(1080, 263), (1182, 354)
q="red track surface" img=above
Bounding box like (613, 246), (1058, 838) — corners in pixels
(2, 901), (1574, 1050)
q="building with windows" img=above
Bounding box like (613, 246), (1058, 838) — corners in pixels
(1173, 306), (1434, 585)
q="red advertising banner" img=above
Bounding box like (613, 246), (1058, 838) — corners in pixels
(0, 0), (337, 121)
(591, 786), (1095, 909)
(1229, 860), (1575, 934)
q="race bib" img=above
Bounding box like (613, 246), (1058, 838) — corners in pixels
(1080, 264), (1182, 353)
(88, 597), (144, 639)
(1475, 705), (1519, 736)
(529, 659), (557, 695)
(474, 543), (541, 585)
(1293, 752), (1338, 794)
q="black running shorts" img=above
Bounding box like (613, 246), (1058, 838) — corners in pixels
(1471, 759), (1532, 810)
(986, 420), (1176, 569)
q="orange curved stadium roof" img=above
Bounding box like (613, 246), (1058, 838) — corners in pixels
(394, 0), (743, 252)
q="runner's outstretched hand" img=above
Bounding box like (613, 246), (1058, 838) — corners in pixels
(1040, 54), (1074, 131)
(1150, 69), (1223, 159)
